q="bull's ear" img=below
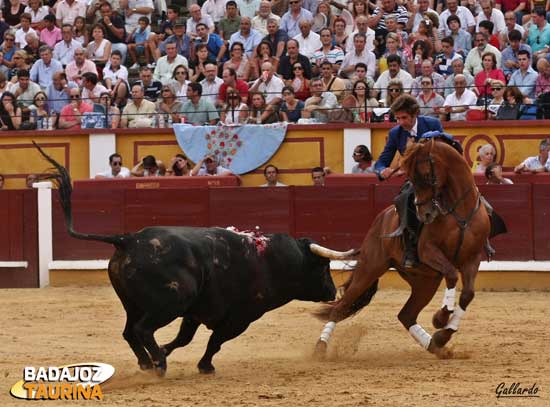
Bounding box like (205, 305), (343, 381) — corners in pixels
(296, 237), (314, 251)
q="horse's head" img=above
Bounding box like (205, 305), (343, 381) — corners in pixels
(402, 138), (450, 224)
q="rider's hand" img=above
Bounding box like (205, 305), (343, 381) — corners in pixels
(381, 167), (394, 179)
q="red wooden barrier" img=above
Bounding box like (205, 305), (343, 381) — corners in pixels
(533, 184), (550, 260)
(75, 176), (239, 190)
(0, 190), (39, 288)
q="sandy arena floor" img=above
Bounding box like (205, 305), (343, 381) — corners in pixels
(0, 285), (548, 406)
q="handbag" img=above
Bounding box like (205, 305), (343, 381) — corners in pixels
(495, 103), (520, 120)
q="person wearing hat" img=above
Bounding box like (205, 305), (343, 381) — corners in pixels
(155, 17), (192, 61)
(191, 154), (234, 176)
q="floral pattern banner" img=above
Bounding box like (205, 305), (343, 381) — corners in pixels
(173, 123), (288, 175)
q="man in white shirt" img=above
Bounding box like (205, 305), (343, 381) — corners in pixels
(292, 19), (321, 59)
(302, 77), (337, 121)
(81, 72), (108, 104)
(346, 16), (375, 54)
(476, 0), (506, 34)
(260, 165), (287, 187)
(280, 0), (313, 38)
(339, 33), (376, 79)
(252, 1), (280, 36)
(186, 4), (215, 39)
(201, 0), (227, 25)
(442, 74), (477, 121)
(153, 40), (188, 84)
(15, 13), (36, 49)
(500, 10), (525, 48)
(514, 139), (550, 173)
(249, 61), (284, 104)
(439, 0), (476, 36)
(200, 63), (224, 105)
(95, 153), (131, 179)
(53, 24), (82, 67)
(56, 0), (87, 27)
(374, 54), (413, 99)
(237, 0), (261, 19)
(464, 31), (502, 75)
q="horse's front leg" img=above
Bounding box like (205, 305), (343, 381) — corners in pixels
(419, 241), (459, 329)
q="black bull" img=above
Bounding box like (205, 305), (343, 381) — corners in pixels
(36, 143), (355, 375)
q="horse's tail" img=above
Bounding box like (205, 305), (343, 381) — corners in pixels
(34, 141), (126, 248)
(314, 271), (379, 321)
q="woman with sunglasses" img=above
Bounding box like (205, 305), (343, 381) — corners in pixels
(280, 86), (304, 123)
(156, 82), (182, 125)
(172, 64), (190, 104)
(220, 86), (248, 124)
(98, 92), (120, 129)
(223, 42), (249, 81)
(0, 30), (17, 69)
(166, 153), (193, 176)
(29, 90), (50, 129)
(189, 44), (216, 83)
(8, 50), (30, 81)
(383, 79), (404, 109)
(486, 79), (505, 118)
(250, 40), (278, 81)
(290, 63), (310, 101)
(0, 91), (22, 130)
(351, 79), (377, 122)
(351, 144), (374, 174)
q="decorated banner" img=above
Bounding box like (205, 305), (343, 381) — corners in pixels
(173, 123), (288, 174)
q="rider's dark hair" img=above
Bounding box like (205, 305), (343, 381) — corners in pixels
(390, 94), (420, 117)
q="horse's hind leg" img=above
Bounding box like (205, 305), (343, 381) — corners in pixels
(397, 270), (443, 353)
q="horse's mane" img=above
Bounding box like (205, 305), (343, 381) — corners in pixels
(402, 138), (467, 180)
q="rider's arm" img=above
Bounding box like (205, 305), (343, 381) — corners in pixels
(374, 132), (399, 180)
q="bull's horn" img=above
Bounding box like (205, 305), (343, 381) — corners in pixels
(309, 244), (357, 260)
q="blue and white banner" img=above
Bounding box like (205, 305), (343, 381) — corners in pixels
(173, 123), (288, 175)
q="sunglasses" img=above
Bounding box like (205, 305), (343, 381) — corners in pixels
(293, 66), (303, 70)
(112, 162), (122, 166)
(389, 88), (401, 93)
(491, 87), (503, 91)
(70, 95), (80, 99)
(162, 88), (171, 92)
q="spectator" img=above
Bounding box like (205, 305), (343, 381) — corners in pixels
(223, 42), (249, 81)
(347, 16), (375, 54)
(81, 72), (108, 104)
(97, 92), (120, 129)
(474, 52), (506, 97)
(252, 1), (280, 36)
(127, 16), (153, 69)
(72, 16), (88, 46)
(311, 28), (345, 76)
(478, 20), (500, 50)
(219, 1), (241, 41)
(166, 153), (193, 176)
(53, 24), (82, 67)
(278, 39), (312, 81)
(26, 174), (39, 188)
(487, 79), (506, 116)
(120, 84), (156, 128)
(150, 3), (177, 45)
(220, 86), (248, 124)
(439, 0), (476, 36)
(30, 45), (62, 89)
(186, 4), (214, 40)
(249, 61), (284, 105)
(200, 63), (223, 105)
(131, 155), (166, 177)
(194, 23), (226, 64)
(229, 17), (263, 59)
(382, 32), (408, 71)
(311, 166), (325, 186)
(407, 0), (436, 33)
(13, 69), (40, 107)
(157, 17), (191, 61)
(535, 58), (550, 97)
(55, 0), (86, 27)
(495, 0), (526, 24)
(445, 15), (472, 57)
(46, 71), (77, 115)
(477, 0), (506, 35)
(97, 1), (127, 64)
(434, 36), (463, 78)
(444, 58), (474, 97)
(279, 85), (304, 123)
(21, 33), (40, 65)
(0, 72), (11, 96)
(442, 73), (478, 121)
(191, 154), (234, 176)
(179, 82), (219, 125)
(120, 0), (154, 38)
(87, 23), (112, 70)
(332, 17), (349, 51)
(189, 43), (215, 83)
(350, 145), (374, 174)
(65, 47), (98, 85)
(408, 39), (433, 79)
(368, 0), (408, 31)
(527, 8), (550, 62)
(417, 76), (445, 118)
(201, 0), (228, 26)
(0, 91), (22, 130)
(261, 165), (287, 186)
(134, 66), (162, 101)
(495, 85), (524, 120)
(153, 39), (188, 84)
(501, 29), (531, 79)
(247, 91), (278, 123)
(218, 67), (249, 105)
(95, 153), (131, 178)
(514, 138), (550, 173)
(465, 32), (502, 75)
(500, 11), (525, 47)
(58, 87), (93, 130)
(351, 79), (378, 122)
(288, 61), (311, 101)
(302, 77), (337, 121)
(472, 143), (496, 173)
(103, 50), (129, 108)
(155, 82), (182, 123)
(293, 19), (321, 59)
(25, 0), (49, 31)
(383, 79), (404, 109)
(485, 163), (513, 184)
(3, 0), (26, 27)
(28, 91), (50, 128)
(280, 0), (313, 39)
(0, 30), (18, 69)
(39, 14), (62, 49)
(9, 50), (31, 80)
(339, 32), (376, 80)
(15, 13), (36, 49)
(508, 49), (538, 100)
(319, 61), (346, 102)
(249, 40), (278, 80)
(262, 18), (288, 60)
(411, 60), (445, 96)
(374, 54), (413, 100)
(237, 0), (261, 19)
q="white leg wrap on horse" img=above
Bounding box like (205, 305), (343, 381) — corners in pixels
(409, 324), (432, 350)
(319, 321), (336, 343)
(441, 287), (456, 311)
(445, 306), (466, 331)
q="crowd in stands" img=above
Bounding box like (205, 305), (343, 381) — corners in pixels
(5, 0), (550, 129)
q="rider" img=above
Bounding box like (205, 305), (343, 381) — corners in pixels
(374, 94), (446, 268)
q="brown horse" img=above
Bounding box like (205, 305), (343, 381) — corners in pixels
(313, 138), (491, 357)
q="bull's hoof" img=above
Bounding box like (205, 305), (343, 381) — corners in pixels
(197, 362), (215, 374)
(432, 307), (452, 329)
(313, 340), (327, 360)
(432, 328), (454, 348)
(138, 359), (154, 371)
(160, 345), (171, 357)
(153, 360), (167, 377)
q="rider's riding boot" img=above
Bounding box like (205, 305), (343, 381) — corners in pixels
(403, 231), (419, 269)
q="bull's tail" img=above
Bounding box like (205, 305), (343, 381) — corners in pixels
(34, 141), (126, 247)
(314, 274), (379, 321)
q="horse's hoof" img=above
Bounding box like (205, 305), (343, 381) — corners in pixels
(432, 308), (452, 329)
(313, 340), (327, 360)
(432, 328), (454, 348)
(198, 362), (215, 374)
